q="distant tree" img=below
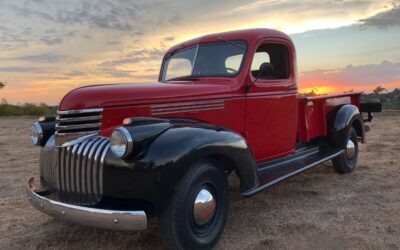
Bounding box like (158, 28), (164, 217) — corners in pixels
(0, 81), (6, 90)
(361, 87), (400, 110)
(373, 85), (385, 94)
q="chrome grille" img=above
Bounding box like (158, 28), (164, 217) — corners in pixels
(40, 135), (109, 205)
(55, 108), (103, 146)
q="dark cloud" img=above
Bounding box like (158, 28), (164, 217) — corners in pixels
(299, 60), (400, 86)
(45, 29), (56, 34)
(359, 6), (400, 29)
(0, 25), (9, 32)
(0, 28), (29, 50)
(5, 53), (69, 63)
(65, 70), (87, 76)
(40, 37), (63, 45)
(107, 40), (122, 45)
(163, 36), (175, 42)
(144, 68), (158, 72)
(100, 48), (165, 67)
(32, 1), (136, 31)
(7, 1), (182, 36)
(0, 66), (48, 73)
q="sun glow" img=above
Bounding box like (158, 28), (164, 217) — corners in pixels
(300, 86), (336, 96)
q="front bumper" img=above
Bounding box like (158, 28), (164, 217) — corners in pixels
(27, 177), (147, 231)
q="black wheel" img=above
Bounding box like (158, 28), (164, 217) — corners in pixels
(159, 160), (229, 250)
(332, 127), (359, 174)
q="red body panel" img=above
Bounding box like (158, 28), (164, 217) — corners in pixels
(297, 93), (362, 142)
(58, 29), (362, 163)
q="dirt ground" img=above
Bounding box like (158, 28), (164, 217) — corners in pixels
(0, 112), (399, 250)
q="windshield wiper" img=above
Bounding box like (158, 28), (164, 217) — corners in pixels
(167, 75), (199, 81)
(217, 36), (245, 50)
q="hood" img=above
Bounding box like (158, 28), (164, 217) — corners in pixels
(59, 82), (232, 110)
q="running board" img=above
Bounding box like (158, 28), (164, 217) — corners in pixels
(242, 146), (344, 197)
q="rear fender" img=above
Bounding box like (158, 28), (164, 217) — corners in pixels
(331, 104), (365, 146)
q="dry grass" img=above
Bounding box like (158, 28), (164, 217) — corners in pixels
(1, 112), (399, 249)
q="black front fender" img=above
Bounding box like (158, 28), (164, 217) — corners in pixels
(103, 122), (258, 213)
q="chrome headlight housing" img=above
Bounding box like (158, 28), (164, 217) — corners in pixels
(31, 122), (43, 146)
(110, 127), (133, 159)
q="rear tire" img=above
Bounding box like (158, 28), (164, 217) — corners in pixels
(332, 127), (359, 174)
(159, 160), (229, 250)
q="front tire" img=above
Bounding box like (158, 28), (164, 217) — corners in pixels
(159, 160), (229, 250)
(332, 127), (359, 173)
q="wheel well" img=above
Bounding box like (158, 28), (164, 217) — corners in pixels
(351, 119), (364, 142)
(207, 154), (243, 190)
(208, 154), (236, 173)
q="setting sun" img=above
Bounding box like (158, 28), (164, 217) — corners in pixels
(301, 86), (337, 95)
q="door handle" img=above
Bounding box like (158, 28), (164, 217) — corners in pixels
(288, 84), (298, 91)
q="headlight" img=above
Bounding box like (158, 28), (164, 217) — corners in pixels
(110, 127), (133, 159)
(31, 122), (43, 146)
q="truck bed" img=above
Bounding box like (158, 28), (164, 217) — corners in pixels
(297, 92), (362, 143)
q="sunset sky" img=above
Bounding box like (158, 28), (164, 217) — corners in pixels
(0, 0), (399, 104)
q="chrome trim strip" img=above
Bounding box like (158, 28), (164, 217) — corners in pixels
(27, 177), (147, 231)
(151, 100), (225, 115)
(57, 108), (103, 115)
(152, 103), (224, 112)
(57, 133), (98, 148)
(151, 100), (223, 108)
(55, 108), (103, 147)
(56, 123), (101, 130)
(56, 115), (102, 123)
(152, 106), (224, 115)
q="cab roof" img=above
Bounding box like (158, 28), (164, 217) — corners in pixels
(166, 28), (293, 54)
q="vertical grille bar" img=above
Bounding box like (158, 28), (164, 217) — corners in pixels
(86, 138), (103, 203)
(59, 147), (66, 201)
(39, 134), (109, 206)
(76, 139), (91, 202)
(99, 144), (109, 195)
(75, 140), (90, 202)
(92, 139), (108, 199)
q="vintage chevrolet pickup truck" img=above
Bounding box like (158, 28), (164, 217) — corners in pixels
(27, 29), (381, 249)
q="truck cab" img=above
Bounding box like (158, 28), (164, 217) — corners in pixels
(27, 29), (380, 250)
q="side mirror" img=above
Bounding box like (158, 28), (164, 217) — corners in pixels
(246, 62), (275, 92)
(259, 62), (275, 77)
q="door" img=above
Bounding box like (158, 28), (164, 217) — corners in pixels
(245, 39), (298, 163)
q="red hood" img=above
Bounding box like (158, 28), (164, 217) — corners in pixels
(59, 82), (232, 110)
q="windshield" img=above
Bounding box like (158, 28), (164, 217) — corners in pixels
(161, 40), (247, 81)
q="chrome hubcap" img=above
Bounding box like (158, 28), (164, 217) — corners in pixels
(193, 189), (216, 226)
(346, 138), (356, 159)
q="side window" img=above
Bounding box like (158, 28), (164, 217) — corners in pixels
(164, 58), (192, 80)
(162, 47), (196, 80)
(251, 44), (290, 79)
(225, 54), (243, 74)
(251, 52), (270, 71)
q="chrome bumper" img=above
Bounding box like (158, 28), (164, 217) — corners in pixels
(27, 177), (147, 231)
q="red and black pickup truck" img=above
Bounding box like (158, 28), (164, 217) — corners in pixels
(28, 28), (381, 250)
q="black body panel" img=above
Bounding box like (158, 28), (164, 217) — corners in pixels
(360, 102), (382, 113)
(103, 120), (258, 214)
(330, 104), (365, 145)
